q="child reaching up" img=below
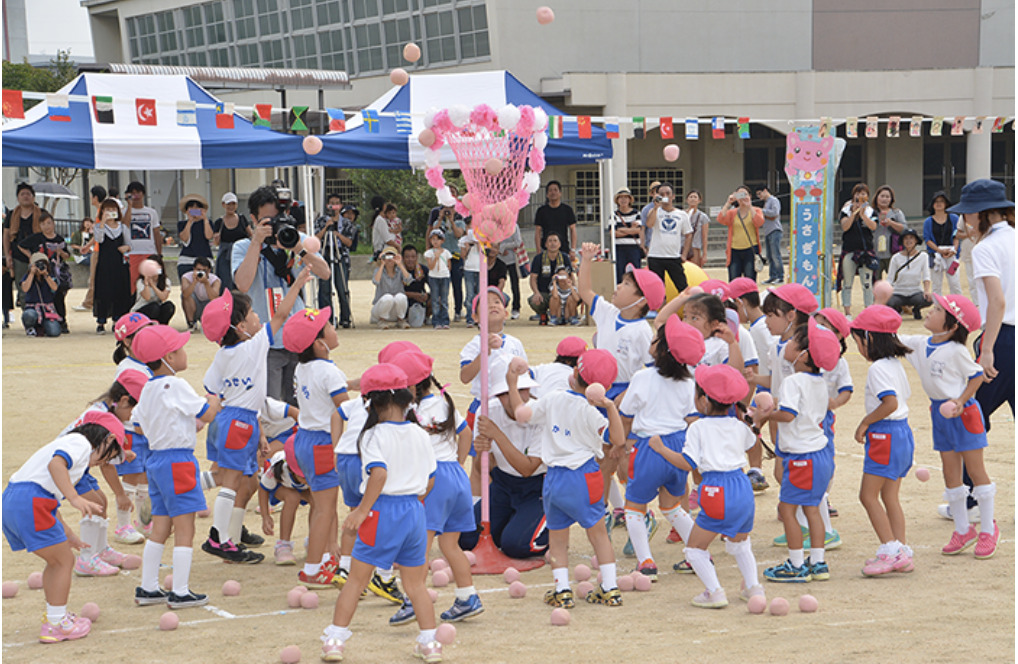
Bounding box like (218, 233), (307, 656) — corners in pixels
(531, 336), (587, 397)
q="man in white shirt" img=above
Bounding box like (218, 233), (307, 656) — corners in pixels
(124, 181), (162, 295)
(645, 183), (693, 293)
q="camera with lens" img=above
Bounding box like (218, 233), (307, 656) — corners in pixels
(268, 198), (300, 250)
(655, 195), (669, 204)
(195, 270), (207, 280)
(34, 260), (48, 272)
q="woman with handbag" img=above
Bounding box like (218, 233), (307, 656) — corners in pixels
(837, 183), (877, 316)
(881, 228), (932, 319)
(717, 185), (765, 281)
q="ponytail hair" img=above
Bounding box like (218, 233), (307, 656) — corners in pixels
(113, 340), (129, 365)
(70, 423), (123, 464)
(93, 378), (137, 408)
(414, 375), (457, 436)
(356, 388), (415, 456)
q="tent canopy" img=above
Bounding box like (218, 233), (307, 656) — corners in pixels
(2, 73), (307, 170)
(309, 70), (612, 170)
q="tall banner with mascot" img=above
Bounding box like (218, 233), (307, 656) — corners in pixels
(784, 127), (845, 307)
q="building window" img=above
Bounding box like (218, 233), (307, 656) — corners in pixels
(293, 34), (318, 68)
(236, 42), (260, 65)
(156, 11), (178, 52)
(382, 17), (413, 70)
(353, 23), (383, 73)
(320, 28), (346, 71)
(324, 175), (361, 210)
(316, 0), (342, 26)
(381, 0), (409, 12)
(573, 170), (601, 224)
(627, 169), (684, 206)
(350, 0), (379, 20)
(182, 6), (205, 48)
(233, 0), (257, 40)
(457, 4), (488, 59)
(290, 0), (314, 30)
(423, 10), (456, 64)
(208, 47), (231, 66)
(127, 15), (158, 62)
(204, 2), (229, 43)
(261, 38), (287, 66)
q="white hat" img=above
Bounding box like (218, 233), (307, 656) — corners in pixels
(221, 192), (238, 205)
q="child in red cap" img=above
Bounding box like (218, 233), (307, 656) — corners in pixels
(531, 335), (587, 397)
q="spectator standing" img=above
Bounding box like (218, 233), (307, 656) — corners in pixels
(428, 193), (467, 322)
(871, 185), (907, 280)
(212, 192), (251, 291)
(180, 256), (221, 329)
(460, 219), (480, 326)
(314, 197), (359, 328)
(371, 197), (398, 258)
(402, 244), (429, 328)
(645, 182), (693, 292)
(533, 181), (577, 259)
(610, 187), (643, 283)
(370, 246), (411, 329)
(717, 185), (765, 281)
(177, 194), (214, 283)
(497, 225), (524, 319)
(123, 181), (162, 295)
(527, 232), (571, 324)
(18, 210), (71, 333)
(4, 183), (43, 307)
(640, 181), (662, 251)
(92, 199), (132, 334)
(923, 191), (962, 295)
(685, 190), (710, 268)
(955, 214), (978, 302)
(757, 186), (783, 283)
(72, 185), (107, 311)
(836, 183), (877, 316)
(424, 229), (452, 329)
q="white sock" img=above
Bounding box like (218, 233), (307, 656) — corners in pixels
(972, 483), (996, 535)
(323, 624), (352, 643)
(624, 509), (653, 563)
(46, 604), (67, 625)
(820, 493), (833, 535)
(200, 470), (218, 491)
(376, 567), (394, 583)
(98, 517), (110, 552)
(749, 467), (762, 475)
(795, 506), (808, 529)
(944, 485), (970, 533)
(608, 480), (624, 510)
(78, 516), (103, 560)
(788, 548), (805, 567)
(599, 562), (617, 591)
(810, 547), (825, 564)
(135, 484), (149, 518)
(304, 562), (322, 576)
(685, 547), (720, 592)
(661, 505), (695, 541)
(877, 541), (898, 556)
(454, 585), (476, 601)
(118, 484), (137, 528)
(472, 496), (481, 506)
(339, 555), (351, 571)
(552, 566), (569, 592)
(141, 541), (164, 592)
(725, 538), (759, 588)
(172, 547), (192, 595)
(212, 488), (236, 542)
(228, 506), (247, 544)
(418, 629), (437, 645)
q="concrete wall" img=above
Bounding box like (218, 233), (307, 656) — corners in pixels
(979, 0), (1015, 68)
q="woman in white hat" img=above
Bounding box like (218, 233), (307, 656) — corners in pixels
(610, 187), (643, 283)
(212, 192), (251, 291)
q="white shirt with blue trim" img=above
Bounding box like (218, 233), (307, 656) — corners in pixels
(358, 421), (436, 496)
(460, 332), (527, 400)
(530, 390), (609, 470)
(485, 397), (546, 478)
(414, 394), (467, 463)
(776, 372), (829, 454)
(203, 323), (273, 412)
(589, 295), (653, 384)
(335, 398), (368, 455)
(531, 362), (573, 398)
(823, 357), (854, 402)
(682, 417), (755, 473)
(864, 358), (910, 421)
(134, 376), (210, 451)
(10, 433), (93, 500)
(749, 316), (776, 379)
(900, 335), (983, 401)
(294, 359), (348, 432)
(619, 367), (695, 436)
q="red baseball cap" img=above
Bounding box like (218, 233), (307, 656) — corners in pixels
(378, 340), (422, 364)
(556, 336), (588, 358)
(626, 266), (666, 311)
(282, 307), (331, 353)
(817, 307), (850, 339)
(395, 350), (434, 386)
(113, 312), (154, 342)
(768, 283), (819, 314)
(201, 288), (234, 344)
(116, 369), (149, 402)
(728, 277), (759, 299)
(283, 433), (304, 481)
(81, 410), (126, 447)
(695, 364), (750, 404)
(934, 294), (982, 332)
(471, 286), (510, 314)
(576, 349), (618, 389)
(850, 304), (902, 334)
(132, 325), (190, 363)
(360, 363), (409, 394)
(665, 315), (706, 365)
(807, 317), (841, 372)
(699, 279), (731, 301)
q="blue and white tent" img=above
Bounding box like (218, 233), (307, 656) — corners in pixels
(2, 73), (307, 170)
(309, 70), (612, 170)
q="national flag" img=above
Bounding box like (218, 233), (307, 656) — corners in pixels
(865, 116), (878, 138)
(685, 118), (698, 140)
(92, 95), (114, 124)
(886, 115), (900, 138)
(136, 98), (157, 126)
(737, 117), (750, 139)
(176, 101), (197, 126)
(253, 104), (272, 129)
(711, 117), (724, 139)
(395, 111), (412, 135)
(604, 118), (619, 139)
(659, 117), (674, 140)
(548, 115), (563, 139)
(47, 94), (71, 122)
(931, 117), (944, 137)
(290, 105), (309, 132)
(819, 117), (831, 138)
(992, 116), (1005, 133)
(215, 102), (235, 129)
(327, 108), (346, 132)
(2, 89), (24, 119)
(972, 116), (985, 134)
(577, 116), (592, 139)
(362, 109), (381, 134)
(846, 117), (858, 138)
(951, 116), (965, 136)
(909, 116), (923, 137)
(632, 117), (645, 139)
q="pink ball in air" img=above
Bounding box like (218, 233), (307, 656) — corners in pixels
(536, 6), (555, 25)
(585, 383), (606, 402)
(939, 401), (960, 418)
(280, 645), (302, 663)
(122, 554), (142, 570)
(418, 128), (436, 148)
(576, 581), (594, 599)
(618, 575), (634, 592)
(159, 611), (179, 631)
(27, 572), (43, 589)
(222, 580), (241, 596)
(747, 594), (767, 614)
(403, 43), (422, 63)
(769, 597), (790, 616)
(484, 158), (504, 176)
(798, 594), (819, 613)
(663, 144), (680, 162)
(303, 236), (321, 255)
(300, 591), (319, 609)
(2, 581), (19, 598)
(915, 467), (931, 482)
(509, 356), (529, 375)
(302, 135), (323, 155)
(430, 558), (449, 573)
(389, 68), (409, 86)
(573, 564), (591, 582)
(464, 550), (477, 566)
(435, 623), (457, 645)
(515, 404), (533, 424)
(81, 601), (100, 622)
(508, 581), (527, 598)
(139, 259), (161, 278)
(873, 280), (893, 304)
(550, 607), (570, 626)
(503, 567), (520, 584)
(431, 570), (450, 587)
(633, 574), (652, 592)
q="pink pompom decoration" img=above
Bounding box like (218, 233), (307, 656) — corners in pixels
(515, 404), (533, 423)
(302, 236), (321, 254)
(419, 128), (436, 148)
(529, 147), (546, 173)
(432, 110), (454, 134)
(425, 166), (446, 189)
(516, 106), (536, 136)
(515, 189), (532, 211)
(302, 135), (323, 155)
(454, 201), (471, 218)
(470, 104), (498, 131)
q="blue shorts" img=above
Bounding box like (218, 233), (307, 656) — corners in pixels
(930, 399), (988, 453)
(336, 453), (364, 508)
(2, 483), (66, 552)
(822, 411), (836, 457)
(606, 382), (629, 401)
(146, 449), (207, 518)
(694, 470), (755, 538)
(625, 432), (688, 504)
(74, 470), (101, 496)
(467, 399), (480, 456)
(542, 458), (604, 531)
(213, 407), (260, 476)
(862, 419), (914, 480)
(292, 428), (340, 492)
(352, 494), (427, 569)
(117, 430), (149, 476)
(778, 450), (834, 506)
(424, 461), (475, 535)
(205, 417), (220, 464)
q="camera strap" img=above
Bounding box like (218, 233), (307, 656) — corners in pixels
(260, 245), (295, 286)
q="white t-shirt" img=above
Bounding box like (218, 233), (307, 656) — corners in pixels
(127, 205), (160, 256)
(531, 362), (573, 398)
(134, 376), (210, 450)
(900, 335), (983, 401)
(294, 359), (348, 432)
(823, 357), (853, 402)
(530, 390), (609, 470)
(372, 215), (394, 253)
(620, 368), (696, 436)
(776, 372), (829, 454)
(683, 417), (755, 473)
(738, 324), (759, 367)
(648, 208), (693, 259)
(59, 403), (126, 465)
(749, 316), (776, 379)
(700, 336), (730, 367)
(10, 433), (93, 500)
(359, 421), (436, 496)
(589, 295), (653, 383)
(414, 394), (467, 463)
(115, 356), (154, 381)
(203, 323), (272, 412)
(424, 248), (452, 279)
(260, 397), (295, 441)
(460, 333), (528, 401)
(336, 398), (368, 455)
(864, 358), (910, 421)
(887, 251), (930, 295)
(181, 270), (221, 301)
(460, 230), (480, 272)
(260, 451), (306, 493)
(485, 397), (545, 477)
(971, 221), (1015, 326)
(767, 338), (796, 396)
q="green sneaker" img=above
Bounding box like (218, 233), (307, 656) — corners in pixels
(772, 526), (809, 547)
(823, 530), (842, 550)
(810, 559), (830, 581)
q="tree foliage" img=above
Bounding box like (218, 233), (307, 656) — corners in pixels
(2, 50), (78, 109)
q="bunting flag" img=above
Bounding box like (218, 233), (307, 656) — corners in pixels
(931, 117), (944, 136)
(362, 109), (381, 133)
(819, 117), (831, 138)
(865, 116), (878, 138)
(972, 116), (985, 134)
(327, 108), (346, 132)
(909, 115), (923, 137)
(91, 95), (114, 124)
(737, 117), (750, 139)
(632, 117), (645, 139)
(685, 117), (698, 140)
(289, 105), (309, 131)
(846, 117), (858, 138)
(577, 116), (592, 139)
(604, 118), (619, 139)
(2, 88), (24, 118)
(992, 116), (1006, 133)
(548, 115), (564, 139)
(951, 116), (965, 136)
(47, 94), (71, 122)
(253, 103), (272, 129)
(659, 117), (674, 139)
(215, 102), (235, 129)
(136, 98), (156, 126)
(176, 101), (197, 126)
(887, 115), (900, 138)
(395, 111), (412, 135)
(711, 117), (725, 139)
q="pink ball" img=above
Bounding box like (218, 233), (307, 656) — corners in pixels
(303, 236), (322, 255)
(585, 383), (606, 402)
(663, 144), (680, 162)
(798, 594), (819, 613)
(302, 135), (323, 155)
(222, 580), (241, 596)
(633, 574), (652, 592)
(139, 259), (161, 278)
(293, 585), (309, 595)
(873, 280), (893, 303)
(159, 611), (179, 631)
(590, 555), (599, 569)
(503, 567), (520, 584)
(747, 595), (767, 614)
(573, 564), (591, 582)
(536, 6), (555, 25)
(431, 570), (450, 587)
(403, 43), (421, 63)
(430, 558), (449, 573)
(618, 575), (634, 592)
(509, 356), (530, 375)
(81, 601), (100, 622)
(515, 404), (533, 424)
(418, 129), (436, 148)
(755, 392), (775, 412)
(2, 581), (18, 598)
(300, 591), (319, 609)
(550, 607), (570, 626)
(464, 551), (477, 566)
(27, 572), (43, 589)
(427, 589), (438, 602)
(597, 571), (603, 585)
(769, 597), (790, 616)
(939, 401), (960, 418)
(280, 645), (302, 663)
(576, 581), (594, 598)
(508, 581), (527, 598)
(122, 555), (142, 570)
(484, 158), (504, 176)
(915, 467), (931, 482)
(435, 623), (456, 645)
(163, 574), (173, 590)
(389, 68), (409, 86)
(286, 588), (304, 608)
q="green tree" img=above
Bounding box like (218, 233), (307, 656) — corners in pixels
(2, 50), (78, 110)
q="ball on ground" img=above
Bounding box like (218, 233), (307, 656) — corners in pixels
(197, 508), (211, 518)
(550, 607), (570, 626)
(634, 574), (652, 591)
(573, 564), (591, 582)
(403, 43), (422, 63)
(163, 574), (173, 590)
(915, 467), (931, 482)
(122, 554), (142, 570)
(27, 573), (43, 590)
(585, 383), (606, 402)
(536, 6), (555, 25)
(302, 135), (323, 155)
(286, 588), (304, 608)
(81, 601), (100, 622)
(430, 558), (448, 573)
(389, 68), (409, 86)
(293, 585), (309, 595)
(464, 551), (477, 566)
(503, 567), (520, 584)
(663, 144), (680, 162)
(576, 581), (595, 598)
(618, 576), (634, 592)
(222, 580), (241, 596)
(3, 582), (19, 598)
(435, 623), (457, 645)
(747, 595), (767, 614)
(280, 645), (302, 663)
(798, 594), (819, 613)
(508, 581), (527, 598)
(431, 570), (450, 587)
(159, 611), (179, 630)
(427, 589), (438, 602)
(769, 597), (790, 616)
(300, 591), (319, 609)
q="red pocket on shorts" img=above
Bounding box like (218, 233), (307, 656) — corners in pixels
(961, 402), (986, 435)
(358, 510), (379, 547)
(224, 420), (255, 451)
(32, 497), (59, 531)
(313, 445), (336, 475)
(788, 459), (813, 491)
(628, 446), (638, 481)
(867, 432), (891, 465)
(172, 461), (198, 495)
(699, 485), (725, 521)
(123, 432), (134, 452)
(584, 470), (604, 505)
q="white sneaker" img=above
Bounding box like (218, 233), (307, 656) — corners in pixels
(937, 504), (981, 523)
(113, 524), (145, 544)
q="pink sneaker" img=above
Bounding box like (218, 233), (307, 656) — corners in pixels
(974, 521), (1000, 559)
(112, 524), (144, 544)
(942, 526), (978, 555)
(890, 551), (914, 573)
(98, 546), (129, 567)
(74, 555), (119, 577)
(135, 520), (153, 537)
(861, 554), (895, 577)
(413, 640), (443, 663)
(321, 637), (345, 662)
(39, 613), (91, 643)
(274, 541), (296, 566)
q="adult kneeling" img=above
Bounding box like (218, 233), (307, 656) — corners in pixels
(370, 246), (411, 329)
(881, 228), (932, 319)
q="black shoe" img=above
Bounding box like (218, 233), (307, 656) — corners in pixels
(135, 586), (169, 606)
(913, 308), (923, 320)
(340, 321), (351, 329)
(167, 590), (209, 609)
(201, 535), (264, 564)
(60, 322), (69, 334)
(241, 525), (264, 548)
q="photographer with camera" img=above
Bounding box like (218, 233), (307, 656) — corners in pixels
(717, 184), (766, 281)
(18, 210), (71, 333)
(271, 178), (307, 232)
(645, 182), (693, 292)
(370, 246), (411, 329)
(837, 183), (878, 316)
(313, 194), (359, 328)
(20, 251), (62, 337)
(428, 190), (467, 321)
(177, 194), (215, 283)
(180, 256), (221, 330)
(232, 185), (330, 405)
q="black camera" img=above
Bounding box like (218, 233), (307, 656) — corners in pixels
(34, 260), (48, 271)
(268, 213), (300, 249)
(195, 270), (206, 280)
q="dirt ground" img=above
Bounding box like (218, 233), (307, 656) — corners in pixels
(1, 273), (1014, 663)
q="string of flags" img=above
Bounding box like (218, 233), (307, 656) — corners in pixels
(2, 88), (1013, 139)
